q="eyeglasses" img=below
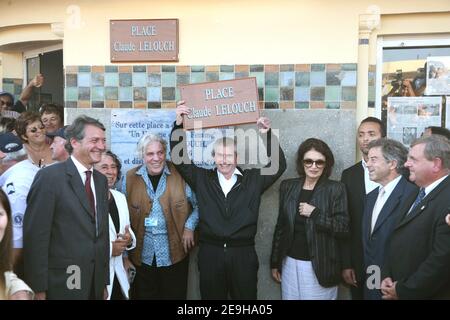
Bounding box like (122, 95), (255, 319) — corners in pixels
(303, 159), (326, 168)
(0, 100), (13, 107)
(27, 125), (45, 133)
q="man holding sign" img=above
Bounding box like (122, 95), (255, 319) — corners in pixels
(170, 101), (286, 299)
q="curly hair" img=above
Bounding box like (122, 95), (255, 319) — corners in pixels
(295, 138), (335, 178)
(14, 111), (43, 143)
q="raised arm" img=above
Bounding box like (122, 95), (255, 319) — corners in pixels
(170, 101), (204, 190)
(258, 117), (287, 192)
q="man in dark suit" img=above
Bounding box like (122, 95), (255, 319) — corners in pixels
(24, 115), (110, 300)
(381, 135), (450, 299)
(340, 117), (385, 299)
(362, 139), (417, 299)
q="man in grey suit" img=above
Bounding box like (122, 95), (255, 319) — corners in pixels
(24, 115), (110, 300)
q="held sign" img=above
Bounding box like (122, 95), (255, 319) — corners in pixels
(180, 77), (259, 130)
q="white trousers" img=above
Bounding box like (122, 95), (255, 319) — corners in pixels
(281, 256), (337, 300)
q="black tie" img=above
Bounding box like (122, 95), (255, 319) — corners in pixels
(85, 171), (96, 217)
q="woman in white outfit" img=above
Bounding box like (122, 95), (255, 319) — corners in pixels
(0, 189), (33, 300)
(95, 151), (136, 300)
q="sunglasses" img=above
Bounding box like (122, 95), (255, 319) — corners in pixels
(28, 125), (45, 133)
(303, 159), (326, 168)
(0, 100), (13, 107)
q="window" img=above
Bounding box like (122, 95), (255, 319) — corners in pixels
(376, 36), (450, 135)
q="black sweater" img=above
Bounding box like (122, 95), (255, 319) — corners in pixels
(170, 122), (286, 245)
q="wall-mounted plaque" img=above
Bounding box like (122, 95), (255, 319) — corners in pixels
(180, 77), (259, 130)
(110, 19), (178, 62)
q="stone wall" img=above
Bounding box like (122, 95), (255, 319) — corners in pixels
(67, 108), (356, 299)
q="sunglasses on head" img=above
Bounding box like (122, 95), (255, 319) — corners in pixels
(303, 159), (326, 168)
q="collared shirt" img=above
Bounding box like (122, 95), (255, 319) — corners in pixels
(1, 159), (39, 248)
(217, 168), (242, 197)
(424, 174), (448, 196)
(371, 175), (402, 233)
(122, 163), (199, 267)
(407, 174), (449, 214)
(362, 159), (380, 194)
(71, 155), (97, 210)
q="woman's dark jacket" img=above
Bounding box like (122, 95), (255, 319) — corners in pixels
(270, 177), (350, 287)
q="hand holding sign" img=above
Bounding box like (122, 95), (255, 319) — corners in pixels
(176, 100), (190, 125)
(257, 117), (271, 134)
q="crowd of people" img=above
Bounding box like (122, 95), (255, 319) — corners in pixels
(0, 80), (449, 300)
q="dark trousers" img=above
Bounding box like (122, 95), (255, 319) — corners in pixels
(198, 243), (258, 300)
(131, 256), (189, 300)
(111, 275), (125, 300)
(351, 284), (364, 300)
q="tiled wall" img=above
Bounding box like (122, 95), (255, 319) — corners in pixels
(64, 64), (358, 109)
(2, 78), (23, 102)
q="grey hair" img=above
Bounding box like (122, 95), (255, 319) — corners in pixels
(411, 135), (450, 169)
(0, 148), (27, 164)
(368, 138), (408, 174)
(64, 116), (105, 154)
(136, 133), (167, 160)
(211, 137), (237, 157)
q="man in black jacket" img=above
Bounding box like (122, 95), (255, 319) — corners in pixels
(340, 117), (385, 299)
(170, 102), (286, 299)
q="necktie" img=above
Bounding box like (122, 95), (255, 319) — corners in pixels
(409, 188), (426, 214)
(85, 170), (96, 217)
(371, 187), (385, 233)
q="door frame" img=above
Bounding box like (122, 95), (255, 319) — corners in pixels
(22, 43), (63, 86)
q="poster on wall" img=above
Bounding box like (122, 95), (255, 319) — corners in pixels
(387, 96), (442, 146)
(110, 110), (231, 179)
(425, 56), (450, 95)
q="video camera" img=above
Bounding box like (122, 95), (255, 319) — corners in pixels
(413, 67), (426, 91)
(390, 69), (403, 89)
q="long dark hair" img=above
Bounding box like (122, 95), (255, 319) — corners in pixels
(0, 188), (13, 290)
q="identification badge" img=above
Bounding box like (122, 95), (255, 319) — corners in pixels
(144, 217), (158, 227)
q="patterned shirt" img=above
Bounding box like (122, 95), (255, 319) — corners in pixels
(123, 164), (199, 267)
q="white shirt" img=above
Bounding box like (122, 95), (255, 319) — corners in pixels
(371, 175), (402, 233)
(71, 155), (97, 210)
(1, 159), (39, 248)
(217, 168), (242, 197)
(424, 174), (448, 197)
(362, 159), (380, 194)
(407, 174), (449, 214)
